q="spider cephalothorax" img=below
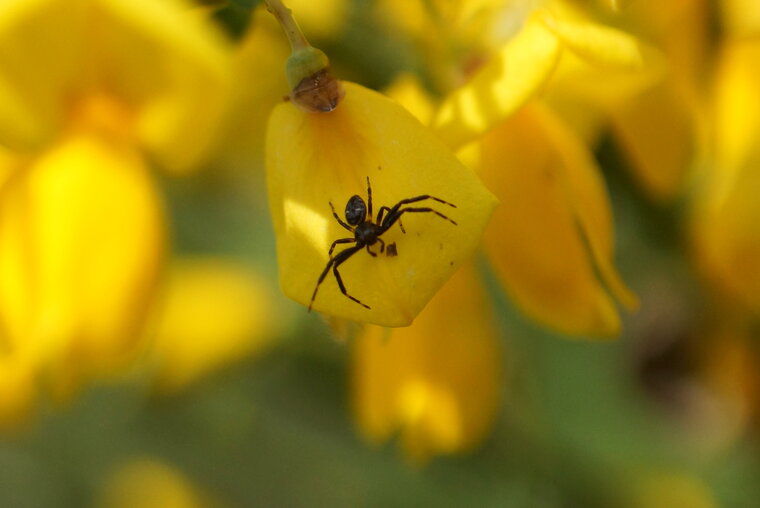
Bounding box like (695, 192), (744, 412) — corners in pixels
(308, 176), (457, 311)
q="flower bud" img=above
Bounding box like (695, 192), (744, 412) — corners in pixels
(286, 46), (344, 112)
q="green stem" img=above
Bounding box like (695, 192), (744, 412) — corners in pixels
(263, 0), (310, 51)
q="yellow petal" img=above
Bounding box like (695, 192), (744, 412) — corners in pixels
(221, 6), (290, 164)
(0, 0), (87, 150)
(478, 103), (635, 337)
(542, 14), (650, 70)
(383, 74), (435, 126)
(691, 41), (760, 311)
(93, 0), (232, 171)
(0, 352), (38, 432)
(266, 82), (497, 327)
(609, 82), (694, 201)
(692, 162), (760, 312)
(98, 458), (213, 508)
(150, 257), (279, 394)
(351, 263), (502, 464)
(720, 0), (760, 37)
(433, 16), (561, 148)
(0, 0), (231, 170)
(0, 131), (165, 398)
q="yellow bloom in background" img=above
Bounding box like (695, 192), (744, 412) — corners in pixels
(629, 471), (717, 508)
(98, 457), (220, 508)
(475, 103), (637, 336)
(266, 81), (497, 326)
(720, 0), (760, 38)
(351, 263), (502, 464)
(596, 0), (707, 201)
(222, 6), (289, 166)
(0, 0), (231, 406)
(692, 40), (760, 312)
(148, 257), (282, 395)
(433, 2), (663, 149)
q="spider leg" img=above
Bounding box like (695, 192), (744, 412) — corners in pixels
(366, 245), (377, 257)
(377, 206), (404, 233)
(332, 245), (370, 309)
(309, 257), (337, 311)
(328, 237), (356, 257)
(309, 244), (365, 311)
(329, 201), (353, 232)
(381, 195), (455, 229)
(381, 206), (458, 234)
(366, 176), (373, 219)
(377, 237), (385, 253)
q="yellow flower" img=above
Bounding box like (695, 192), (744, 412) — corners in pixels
(98, 457), (220, 508)
(351, 263), (502, 464)
(148, 257), (281, 395)
(266, 81), (497, 326)
(0, 0), (231, 403)
(474, 102), (637, 336)
(630, 471), (717, 508)
(433, 2), (663, 148)
(596, 0), (707, 201)
(692, 40), (760, 312)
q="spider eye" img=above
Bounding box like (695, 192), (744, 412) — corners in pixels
(345, 195), (366, 225)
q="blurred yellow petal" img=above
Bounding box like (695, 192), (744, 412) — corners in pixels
(0, 352), (38, 432)
(266, 82), (497, 327)
(288, 0), (348, 40)
(0, 132), (165, 398)
(609, 82), (694, 201)
(712, 41), (760, 188)
(150, 258), (278, 394)
(351, 263), (502, 464)
(477, 103), (635, 337)
(384, 74), (435, 126)
(92, 0), (232, 171)
(692, 41), (760, 311)
(0, 0), (86, 150)
(692, 162), (760, 312)
(0, 0), (231, 170)
(433, 16), (561, 148)
(222, 7), (290, 164)
(98, 458), (215, 508)
(720, 0), (760, 37)
(543, 14), (649, 71)
(631, 471), (717, 508)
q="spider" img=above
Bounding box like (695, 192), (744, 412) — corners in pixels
(308, 176), (457, 311)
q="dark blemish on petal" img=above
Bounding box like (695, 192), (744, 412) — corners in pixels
(386, 242), (398, 257)
(439, 243), (443, 250)
(449, 261), (454, 266)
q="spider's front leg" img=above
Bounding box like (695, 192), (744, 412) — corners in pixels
(381, 206), (458, 235)
(377, 206), (404, 233)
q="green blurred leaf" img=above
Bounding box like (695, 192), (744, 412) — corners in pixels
(208, 0), (263, 41)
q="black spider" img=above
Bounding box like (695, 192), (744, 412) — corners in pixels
(308, 176), (457, 311)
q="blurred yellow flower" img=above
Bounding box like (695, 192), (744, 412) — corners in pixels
(0, 0), (231, 408)
(433, 3), (663, 148)
(629, 471), (717, 508)
(98, 457), (220, 508)
(692, 40), (760, 312)
(475, 103), (637, 336)
(266, 81), (497, 326)
(351, 263), (502, 464)
(148, 257), (280, 394)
